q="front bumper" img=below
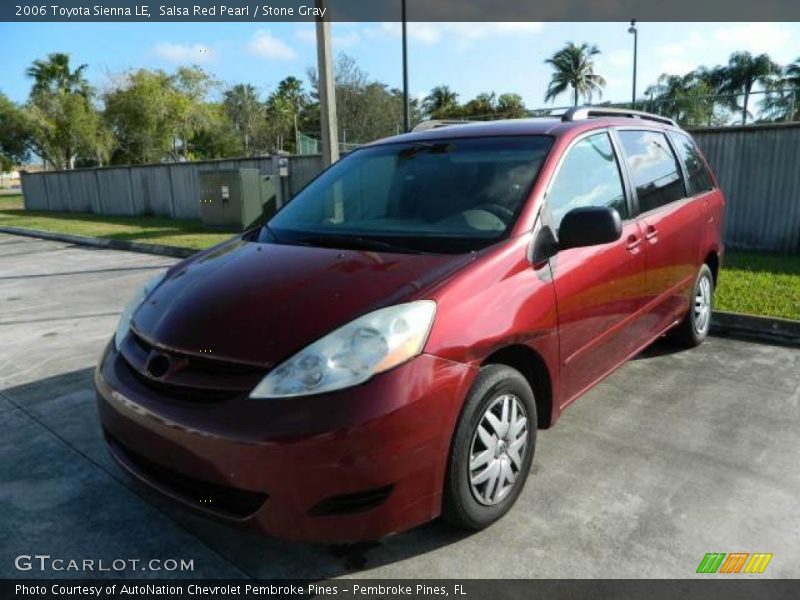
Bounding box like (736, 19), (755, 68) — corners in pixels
(95, 342), (476, 542)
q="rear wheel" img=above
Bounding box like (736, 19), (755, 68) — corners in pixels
(669, 263), (714, 347)
(443, 364), (536, 530)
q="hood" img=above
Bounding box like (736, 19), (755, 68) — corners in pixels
(131, 238), (473, 366)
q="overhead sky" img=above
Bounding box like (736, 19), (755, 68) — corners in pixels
(1, 21), (798, 109)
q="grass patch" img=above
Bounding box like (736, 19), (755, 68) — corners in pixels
(716, 251), (800, 320)
(0, 204), (235, 251)
(0, 201), (797, 320)
(0, 194), (24, 210)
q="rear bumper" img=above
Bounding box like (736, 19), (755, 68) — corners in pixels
(95, 342), (476, 542)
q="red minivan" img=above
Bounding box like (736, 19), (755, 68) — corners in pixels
(96, 107), (724, 542)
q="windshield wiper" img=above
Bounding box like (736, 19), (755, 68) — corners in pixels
(295, 234), (428, 255)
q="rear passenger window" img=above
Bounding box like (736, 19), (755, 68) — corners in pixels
(669, 132), (715, 195)
(547, 132), (627, 230)
(617, 130), (685, 213)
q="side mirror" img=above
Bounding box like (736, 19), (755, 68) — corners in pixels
(558, 206), (622, 250)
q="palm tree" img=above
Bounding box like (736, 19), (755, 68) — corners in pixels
(275, 76), (307, 151)
(645, 71), (719, 126)
(423, 85), (459, 118)
(544, 43), (606, 106)
(223, 84), (263, 155)
(760, 57), (800, 122)
(781, 57), (800, 120)
(719, 51), (781, 124)
(786, 57), (800, 89)
(26, 53), (90, 98)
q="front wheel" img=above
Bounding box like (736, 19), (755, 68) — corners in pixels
(669, 263), (714, 347)
(442, 364), (536, 530)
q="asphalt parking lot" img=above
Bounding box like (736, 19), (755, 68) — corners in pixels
(1, 232), (799, 579)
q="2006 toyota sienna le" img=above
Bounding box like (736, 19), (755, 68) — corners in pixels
(96, 107), (725, 542)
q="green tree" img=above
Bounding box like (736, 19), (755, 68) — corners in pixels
(191, 103), (242, 159)
(23, 53), (109, 169)
(26, 52), (90, 98)
(462, 92), (497, 118)
(761, 57), (800, 122)
(496, 93), (528, 119)
(719, 51), (781, 124)
(544, 42), (606, 106)
(645, 72), (722, 127)
(274, 76), (307, 151)
(306, 53), (417, 145)
(223, 84), (264, 156)
(265, 92), (294, 152)
(0, 92), (31, 170)
(422, 85), (460, 118)
(103, 67), (215, 164)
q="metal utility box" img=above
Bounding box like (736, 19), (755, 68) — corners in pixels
(199, 168), (277, 230)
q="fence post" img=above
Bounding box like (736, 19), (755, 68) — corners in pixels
(271, 155), (286, 210)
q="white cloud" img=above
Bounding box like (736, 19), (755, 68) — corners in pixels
(652, 23), (795, 78)
(606, 50), (630, 68)
(712, 23), (791, 56)
(247, 30), (296, 60)
(367, 22), (543, 48)
(294, 27), (316, 44)
(151, 43), (215, 64)
(334, 31), (361, 48)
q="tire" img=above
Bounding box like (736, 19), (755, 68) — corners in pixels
(669, 263), (714, 348)
(443, 364), (536, 530)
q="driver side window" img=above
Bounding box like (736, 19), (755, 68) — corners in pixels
(547, 132), (627, 231)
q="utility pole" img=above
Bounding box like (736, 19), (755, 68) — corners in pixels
(401, 0), (410, 132)
(315, 0), (339, 166)
(628, 19), (638, 108)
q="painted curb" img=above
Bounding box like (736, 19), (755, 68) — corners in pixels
(711, 311), (800, 346)
(0, 225), (197, 258)
(1, 226), (797, 346)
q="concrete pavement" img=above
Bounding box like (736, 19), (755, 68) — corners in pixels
(1, 232), (798, 579)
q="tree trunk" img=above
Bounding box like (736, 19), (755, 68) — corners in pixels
(573, 87), (579, 107)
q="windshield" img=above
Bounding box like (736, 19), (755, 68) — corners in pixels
(264, 135), (553, 254)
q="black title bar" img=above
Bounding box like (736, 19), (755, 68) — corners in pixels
(3, 0), (800, 22)
(4, 579), (800, 600)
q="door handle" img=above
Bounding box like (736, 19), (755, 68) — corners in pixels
(626, 234), (642, 252)
(645, 225), (658, 242)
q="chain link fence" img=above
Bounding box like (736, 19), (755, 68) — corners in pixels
(297, 132), (360, 155)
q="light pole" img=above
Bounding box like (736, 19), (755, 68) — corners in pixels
(401, 0), (410, 132)
(628, 19), (638, 108)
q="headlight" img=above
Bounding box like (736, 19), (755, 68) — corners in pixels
(250, 300), (436, 399)
(114, 270), (167, 351)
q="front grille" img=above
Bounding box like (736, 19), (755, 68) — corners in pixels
(125, 365), (240, 402)
(120, 329), (266, 403)
(309, 486), (394, 516)
(131, 330), (261, 377)
(105, 431), (268, 520)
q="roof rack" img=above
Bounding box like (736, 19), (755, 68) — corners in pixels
(562, 106), (677, 127)
(411, 119), (472, 132)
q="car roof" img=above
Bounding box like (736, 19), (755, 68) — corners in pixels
(367, 114), (684, 147)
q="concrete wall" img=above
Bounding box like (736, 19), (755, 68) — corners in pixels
(20, 155), (322, 221)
